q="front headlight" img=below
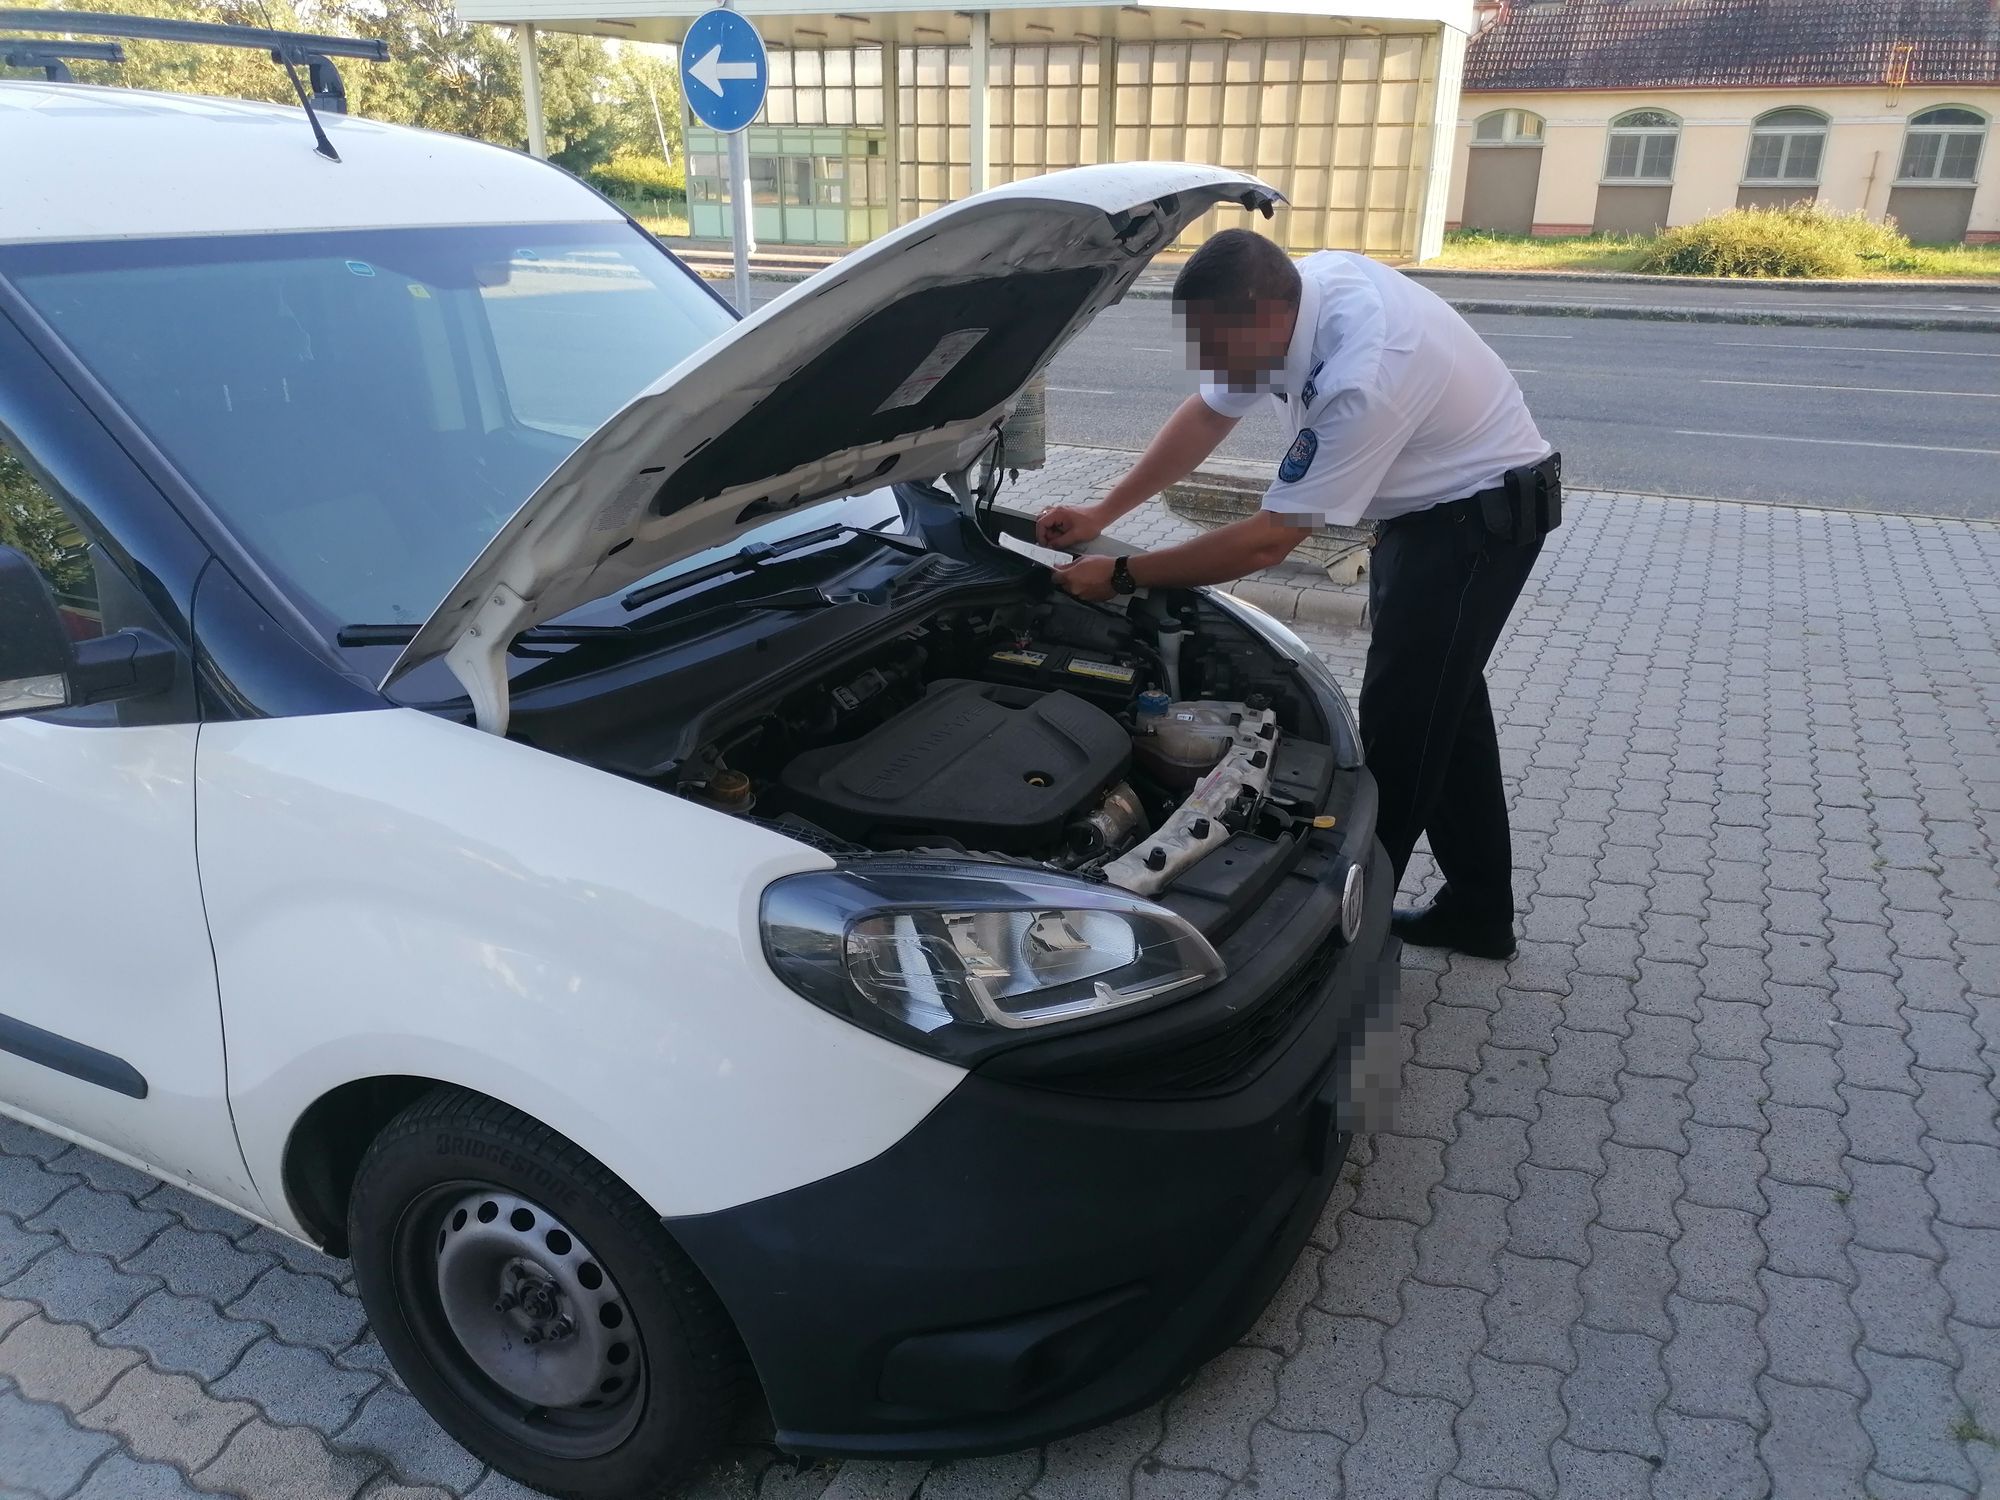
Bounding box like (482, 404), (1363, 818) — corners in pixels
(762, 862), (1225, 1060)
(1209, 589), (1362, 764)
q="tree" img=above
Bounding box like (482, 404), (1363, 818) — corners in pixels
(605, 42), (681, 164)
(0, 446), (92, 609)
(331, 0), (524, 145)
(2, 0), (306, 104)
(0, 0), (634, 173)
(537, 27), (621, 171)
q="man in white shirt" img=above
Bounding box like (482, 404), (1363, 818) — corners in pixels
(1044, 229), (1559, 960)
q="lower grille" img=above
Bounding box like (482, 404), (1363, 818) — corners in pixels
(1049, 937), (1342, 1098)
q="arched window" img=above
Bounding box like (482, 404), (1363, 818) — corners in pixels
(1604, 109), (1679, 182)
(1899, 106), (1988, 183)
(1744, 108), (1828, 183)
(1472, 108), (1544, 146)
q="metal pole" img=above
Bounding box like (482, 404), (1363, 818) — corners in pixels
(721, 0), (756, 311)
(728, 127), (756, 310)
(675, 51), (696, 192)
(882, 40), (902, 228)
(1096, 37), (1115, 163)
(516, 23), (547, 160)
(1413, 24), (1466, 263)
(968, 9), (989, 193)
(647, 68), (672, 163)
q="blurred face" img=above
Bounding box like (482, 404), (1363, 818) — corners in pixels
(1178, 297), (1297, 391)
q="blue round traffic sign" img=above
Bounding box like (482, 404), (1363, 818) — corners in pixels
(680, 9), (768, 133)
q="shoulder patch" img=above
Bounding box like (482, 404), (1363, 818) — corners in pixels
(1278, 428), (1319, 485)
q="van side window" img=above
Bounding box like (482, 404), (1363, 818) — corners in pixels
(0, 435), (101, 642)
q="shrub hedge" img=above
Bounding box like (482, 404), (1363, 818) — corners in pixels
(1636, 203), (1913, 278)
(586, 154), (687, 206)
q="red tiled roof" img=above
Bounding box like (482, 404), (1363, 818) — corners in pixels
(1466, 0), (2000, 91)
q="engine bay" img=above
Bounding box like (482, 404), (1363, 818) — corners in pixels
(669, 587), (1345, 914)
(781, 680), (1133, 856)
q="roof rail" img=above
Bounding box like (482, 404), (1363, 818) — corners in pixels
(0, 39), (125, 83)
(0, 9), (386, 111)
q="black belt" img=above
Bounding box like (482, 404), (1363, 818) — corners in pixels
(1388, 451), (1563, 546)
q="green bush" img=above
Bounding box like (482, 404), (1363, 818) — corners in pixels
(1636, 203), (1913, 278)
(586, 154), (687, 206)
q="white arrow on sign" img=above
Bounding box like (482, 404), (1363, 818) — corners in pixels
(689, 43), (758, 96)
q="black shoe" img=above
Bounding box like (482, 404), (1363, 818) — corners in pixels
(1391, 902), (1517, 960)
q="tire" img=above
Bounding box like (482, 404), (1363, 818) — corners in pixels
(347, 1088), (749, 1500)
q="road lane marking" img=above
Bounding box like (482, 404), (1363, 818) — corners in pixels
(1695, 299), (1975, 311)
(1048, 386), (1117, 395)
(1507, 368), (1540, 374)
(1503, 295), (1981, 314)
(1676, 429), (2000, 456)
(1714, 340), (2000, 359)
(1478, 331), (1574, 339)
(1133, 346), (1176, 353)
(1703, 378), (2000, 399)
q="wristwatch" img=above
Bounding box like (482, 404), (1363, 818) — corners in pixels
(1111, 556), (1138, 595)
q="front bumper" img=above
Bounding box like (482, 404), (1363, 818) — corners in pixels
(669, 823), (1400, 1459)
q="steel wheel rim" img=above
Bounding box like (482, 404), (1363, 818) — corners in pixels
(397, 1182), (647, 1459)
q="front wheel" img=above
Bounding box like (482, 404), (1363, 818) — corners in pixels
(347, 1089), (748, 1500)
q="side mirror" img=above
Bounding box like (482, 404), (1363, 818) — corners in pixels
(0, 545), (176, 721)
(0, 545), (73, 717)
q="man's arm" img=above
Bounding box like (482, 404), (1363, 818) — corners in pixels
(1054, 369), (1420, 601)
(1055, 510), (1311, 599)
(1037, 395), (1239, 546)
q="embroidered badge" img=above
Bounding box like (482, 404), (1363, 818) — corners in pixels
(1301, 360), (1324, 408)
(1279, 428), (1319, 484)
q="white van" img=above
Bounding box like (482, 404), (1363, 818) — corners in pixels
(0, 77), (1395, 1498)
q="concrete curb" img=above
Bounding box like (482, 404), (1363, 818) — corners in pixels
(1228, 578), (1370, 630)
(686, 263), (2000, 329)
(1401, 265), (2000, 293)
(1437, 297), (2000, 332)
(692, 266), (816, 285)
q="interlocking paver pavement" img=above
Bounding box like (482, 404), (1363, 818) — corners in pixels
(2, 449), (1998, 1498)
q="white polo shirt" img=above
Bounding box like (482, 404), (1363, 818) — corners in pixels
(1199, 251), (1551, 526)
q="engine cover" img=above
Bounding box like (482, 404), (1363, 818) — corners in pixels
(779, 680), (1131, 854)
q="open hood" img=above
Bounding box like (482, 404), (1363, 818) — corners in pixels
(384, 163), (1283, 733)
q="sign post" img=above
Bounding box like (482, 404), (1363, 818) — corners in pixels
(679, 3), (768, 313)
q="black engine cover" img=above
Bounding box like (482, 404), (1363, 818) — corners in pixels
(780, 680), (1131, 854)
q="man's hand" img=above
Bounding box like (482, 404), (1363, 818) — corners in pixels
(1062, 510), (1309, 593)
(1036, 503), (1107, 549)
(1054, 554), (1117, 602)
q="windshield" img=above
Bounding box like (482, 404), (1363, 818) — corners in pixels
(2, 222), (735, 629)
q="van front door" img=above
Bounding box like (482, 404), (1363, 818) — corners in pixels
(0, 376), (254, 1210)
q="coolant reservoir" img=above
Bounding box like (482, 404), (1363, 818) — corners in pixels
(1134, 700), (1247, 790)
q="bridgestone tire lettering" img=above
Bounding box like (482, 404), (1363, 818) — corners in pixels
(434, 1134), (573, 1205)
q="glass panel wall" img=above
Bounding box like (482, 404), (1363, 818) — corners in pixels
(1114, 34), (1430, 255)
(683, 32), (1434, 256)
(686, 124), (889, 245)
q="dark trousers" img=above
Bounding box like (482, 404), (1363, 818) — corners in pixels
(1360, 500), (1545, 925)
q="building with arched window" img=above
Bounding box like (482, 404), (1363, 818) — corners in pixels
(1740, 107), (1827, 208)
(462, 0), (1478, 259)
(1448, 0), (2000, 244)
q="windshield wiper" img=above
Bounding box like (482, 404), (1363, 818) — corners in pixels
(340, 518), (916, 650)
(337, 584), (845, 651)
(619, 518), (921, 613)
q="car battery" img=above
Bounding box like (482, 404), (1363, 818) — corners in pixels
(984, 641), (1140, 711)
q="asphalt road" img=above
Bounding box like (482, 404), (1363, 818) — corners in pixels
(1407, 271), (2000, 326)
(1044, 300), (2000, 518)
